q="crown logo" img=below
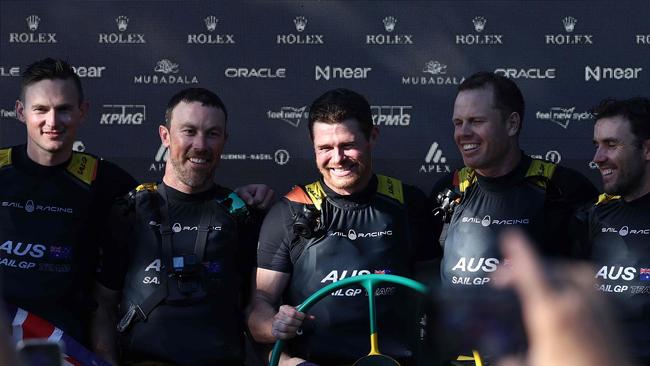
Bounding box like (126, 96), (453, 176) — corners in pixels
(204, 15), (218, 32)
(562, 16), (577, 33)
(294, 16), (307, 32)
(26, 15), (40, 31)
(472, 16), (487, 32)
(116, 15), (129, 32)
(423, 60), (447, 75)
(154, 59), (179, 74)
(383, 16), (397, 32)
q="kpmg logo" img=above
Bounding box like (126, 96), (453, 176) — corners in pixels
(100, 104), (146, 125)
(494, 68), (556, 79)
(456, 16), (503, 45)
(134, 59), (199, 85)
(98, 15), (146, 44)
(371, 105), (411, 126)
(224, 67), (286, 78)
(315, 65), (371, 81)
(72, 65), (106, 78)
(187, 15), (236, 45)
(585, 66), (642, 81)
(545, 16), (593, 45)
(366, 16), (414, 45)
(267, 106), (308, 127)
(221, 149), (291, 165)
(0, 66), (20, 77)
(277, 16), (324, 45)
(10, 15), (57, 43)
(530, 150), (562, 164)
(402, 61), (464, 86)
(420, 142), (451, 173)
(536, 107), (592, 129)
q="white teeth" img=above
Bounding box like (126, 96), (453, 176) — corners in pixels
(462, 143), (479, 151)
(189, 158), (207, 164)
(601, 168), (613, 176)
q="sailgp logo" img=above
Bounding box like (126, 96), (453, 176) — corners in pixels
(329, 228), (393, 240)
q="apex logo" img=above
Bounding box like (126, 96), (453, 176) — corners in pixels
(9, 14), (57, 44)
(419, 142), (451, 174)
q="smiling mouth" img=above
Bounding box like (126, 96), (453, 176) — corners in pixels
(600, 168), (614, 176)
(461, 143), (480, 152)
(188, 157), (209, 165)
(329, 166), (355, 177)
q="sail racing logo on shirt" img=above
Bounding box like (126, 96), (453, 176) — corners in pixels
(601, 226), (650, 236)
(1, 200), (73, 214)
(461, 215), (529, 227)
(328, 228), (393, 240)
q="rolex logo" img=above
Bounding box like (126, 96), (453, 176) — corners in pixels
(423, 60), (447, 75)
(154, 59), (179, 74)
(116, 15), (129, 31)
(562, 16), (577, 33)
(26, 15), (40, 31)
(204, 15), (218, 32)
(383, 16), (396, 32)
(472, 16), (486, 32)
(294, 16), (307, 32)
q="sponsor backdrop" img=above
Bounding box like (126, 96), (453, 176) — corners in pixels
(1, 0), (648, 195)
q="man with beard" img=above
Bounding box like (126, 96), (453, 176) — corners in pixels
(247, 88), (438, 365)
(112, 88), (262, 366)
(431, 72), (598, 291)
(0, 58), (137, 364)
(574, 97), (650, 365)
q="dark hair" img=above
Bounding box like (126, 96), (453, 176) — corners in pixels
(164, 87), (228, 127)
(592, 97), (650, 146)
(21, 58), (83, 104)
(458, 71), (525, 126)
(308, 88), (373, 139)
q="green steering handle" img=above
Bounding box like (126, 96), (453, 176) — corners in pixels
(268, 274), (428, 366)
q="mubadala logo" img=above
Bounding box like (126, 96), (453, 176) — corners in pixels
(134, 59), (199, 85)
(530, 150), (562, 164)
(365, 16), (414, 45)
(402, 60), (464, 86)
(315, 65), (371, 81)
(494, 68), (556, 79)
(98, 15), (146, 44)
(0, 66), (20, 77)
(585, 66), (642, 81)
(224, 67), (286, 78)
(536, 107), (592, 128)
(545, 16), (593, 45)
(72, 65), (106, 78)
(100, 104), (146, 125)
(221, 149), (291, 166)
(461, 215), (530, 226)
(187, 15), (236, 45)
(371, 105), (411, 126)
(10, 15), (57, 43)
(456, 16), (503, 45)
(329, 228), (393, 240)
(277, 16), (325, 45)
(267, 106), (308, 127)
(420, 142), (451, 173)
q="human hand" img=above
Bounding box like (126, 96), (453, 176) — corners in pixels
(235, 184), (275, 210)
(492, 229), (636, 366)
(271, 305), (313, 340)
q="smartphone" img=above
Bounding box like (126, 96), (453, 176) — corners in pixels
(16, 339), (64, 366)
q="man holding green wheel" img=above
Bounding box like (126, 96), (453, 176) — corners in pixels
(247, 88), (439, 366)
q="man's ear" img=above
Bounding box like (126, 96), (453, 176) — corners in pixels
(506, 112), (521, 137)
(159, 125), (171, 147)
(15, 100), (26, 124)
(368, 126), (379, 149)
